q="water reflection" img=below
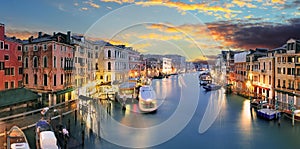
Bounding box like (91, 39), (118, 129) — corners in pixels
(236, 100), (255, 147)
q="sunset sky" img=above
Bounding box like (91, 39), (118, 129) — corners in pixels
(1, 0), (299, 61)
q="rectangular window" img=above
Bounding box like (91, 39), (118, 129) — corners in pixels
(44, 44), (47, 50)
(10, 81), (14, 89)
(278, 79), (280, 87)
(269, 76), (271, 85)
(283, 80), (286, 88)
(0, 62), (4, 70)
(18, 67), (23, 74)
(283, 68), (286, 74)
(18, 45), (22, 51)
(25, 74), (28, 84)
(61, 74), (63, 85)
(269, 62), (271, 70)
(54, 75), (56, 86)
(18, 56), (22, 61)
(53, 44), (56, 50)
(5, 82), (9, 89)
(0, 41), (3, 49)
(18, 81), (22, 87)
(277, 67), (281, 74)
(4, 55), (9, 60)
(24, 46), (28, 52)
(4, 44), (9, 50)
(34, 45), (38, 51)
(10, 68), (14, 75)
(4, 68), (10, 75)
(44, 74), (47, 86)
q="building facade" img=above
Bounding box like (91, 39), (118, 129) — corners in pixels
(275, 39), (300, 109)
(23, 31), (75, 106)
(0, 23), (23, 91)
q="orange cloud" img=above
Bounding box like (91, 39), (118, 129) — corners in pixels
(135, 1), (241, 14)
(100, 0), (135, 4)
(84, 1), (100, 8)
(232, 0), (257, 8)
(5, 29), (38, 40)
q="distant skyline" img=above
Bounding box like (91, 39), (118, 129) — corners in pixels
(1, 0), (299, 61)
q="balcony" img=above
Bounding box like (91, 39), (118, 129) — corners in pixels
(261, 69), (266, 73)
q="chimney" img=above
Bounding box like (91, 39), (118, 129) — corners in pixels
(29, 36), (33, 43)
(38, 32), (42, 38)
(67, 31), (71, 44)
(53, 32), (56, 36)
(0, 23), (5, 41)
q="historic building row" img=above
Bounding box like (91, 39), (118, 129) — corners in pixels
(217, 38), (300, 110)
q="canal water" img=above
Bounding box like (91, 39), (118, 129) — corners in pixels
(24, 72), (300, 149)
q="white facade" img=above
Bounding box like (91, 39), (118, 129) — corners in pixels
(162, 57), (172, 74)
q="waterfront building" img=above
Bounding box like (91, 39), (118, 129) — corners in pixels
(0, 23), (23, 91)
(23, 31), (75, 106)
(162, 57), (172, 74)
(127, 47), (142, 78)
(95, 42), (129, 84)
(274, 39), (300, 110)
(164, 54), (186, 73)
(246, 48), (268, 99)
(233, 51), (250, 93)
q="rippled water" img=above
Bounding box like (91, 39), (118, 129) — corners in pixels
(25, 72), (300, 149)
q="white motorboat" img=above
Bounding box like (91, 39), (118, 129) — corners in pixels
(138, 85), (158, 113)
(7, 126), (30, 149)
(35, 120), (59, 149)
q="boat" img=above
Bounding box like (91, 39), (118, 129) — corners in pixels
(202, 84), (221, 91)
(256, 108), (279, 120)
(283, 109), (300, 121)
(250, 99), (267, 108)
(35, 119), (59, 149)
(7, 126), (30, 149)
(199, 73), (212, 86)
(138, 85), (158, 113)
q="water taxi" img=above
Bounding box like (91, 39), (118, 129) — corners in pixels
(138, 85), (158, 113)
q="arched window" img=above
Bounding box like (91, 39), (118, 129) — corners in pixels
(33, 56), (38, 68)
(24, 57), (28, 68)
(25, 74), (28, 84)
(108, 50), (111, 58)
(95, 63), (98, 70)
(34, 74), (37, 85)
(43, 56), (48, 67)
(108, 62), (111, 70)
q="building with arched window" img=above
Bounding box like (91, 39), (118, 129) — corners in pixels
(22, 31), (75, 106)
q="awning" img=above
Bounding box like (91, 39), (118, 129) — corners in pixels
(0, 88), (40, 108)
(55, 87), (74, 95)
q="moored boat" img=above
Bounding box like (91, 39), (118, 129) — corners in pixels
(7, 126), (30, 149)
(202, 83), (221, 91)
(283, 109), (300, 121)
(256, 108), (279, 120)
(138, 85), (158, 113)
(36, 119), (59, 149)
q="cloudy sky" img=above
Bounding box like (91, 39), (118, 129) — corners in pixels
(1, 0), (299, 61)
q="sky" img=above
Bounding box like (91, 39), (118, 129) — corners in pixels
(1, 0), (300, 61)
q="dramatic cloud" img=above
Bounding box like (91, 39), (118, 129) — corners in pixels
(101, 0), (241, 18)
(206, 18), (300, 50)
(231, 0), (257, 8)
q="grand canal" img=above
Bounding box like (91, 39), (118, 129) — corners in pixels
(24, 72), (300, 149)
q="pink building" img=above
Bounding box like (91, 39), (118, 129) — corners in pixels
(0, 23), (23, 91)
(23, 31), (75, 106)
